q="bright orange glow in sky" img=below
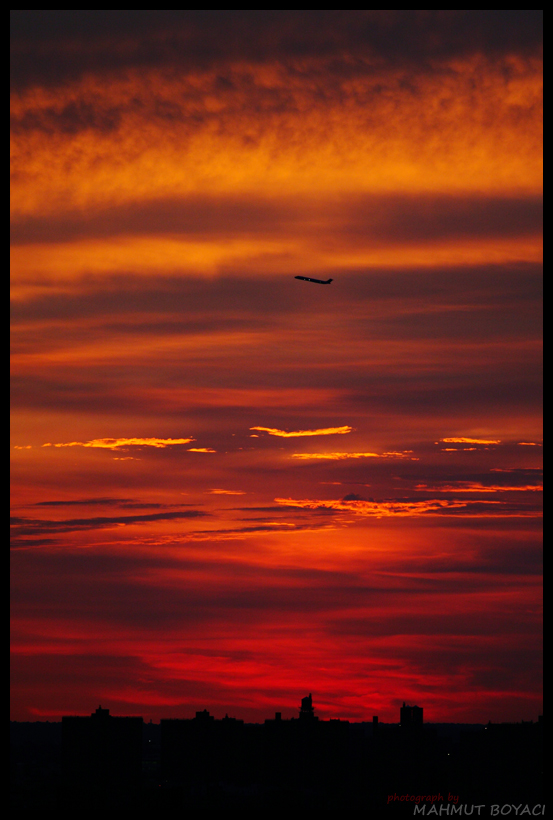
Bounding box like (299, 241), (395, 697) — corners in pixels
(11, 11), (542, 725)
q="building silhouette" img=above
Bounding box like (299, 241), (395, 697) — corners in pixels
(299, 692), (317, 721)
(61, 706), (142, 808)
(400, 701), (423, 728)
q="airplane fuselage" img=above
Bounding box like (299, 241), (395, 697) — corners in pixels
(294, 276), (333, 284)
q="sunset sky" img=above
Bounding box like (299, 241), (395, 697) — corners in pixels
(10, 11), (542, 724)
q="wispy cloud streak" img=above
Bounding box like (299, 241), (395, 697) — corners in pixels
(440, 437), (501, 444)
(40, 437), (195, 450)
(11, 509), (208, 537)
(275, 496), (542, 518)
(291, 451), (416, 460)
(251, 425), (352, 437)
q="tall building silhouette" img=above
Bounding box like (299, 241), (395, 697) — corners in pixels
(400, 701), (423, 728)
(299, 692), (318, 721)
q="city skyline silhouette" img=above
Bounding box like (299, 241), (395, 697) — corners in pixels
(11, 695), (543, 810)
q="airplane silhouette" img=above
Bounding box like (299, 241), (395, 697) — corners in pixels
(294, 276), (333, 284)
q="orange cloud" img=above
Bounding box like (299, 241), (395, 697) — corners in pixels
(208, 489), (246, 495)
(251, 425), (352, 437)
(275, 496), (539, 518)
(187, 448), (217, 453)
(414, 483), (542, 493)
(291, 451), (416, 460)
(10, 55), (542, 223)
(41, 437), (194, 450)
(440, 437), (501, 444)
(10, 235), (542, 300)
